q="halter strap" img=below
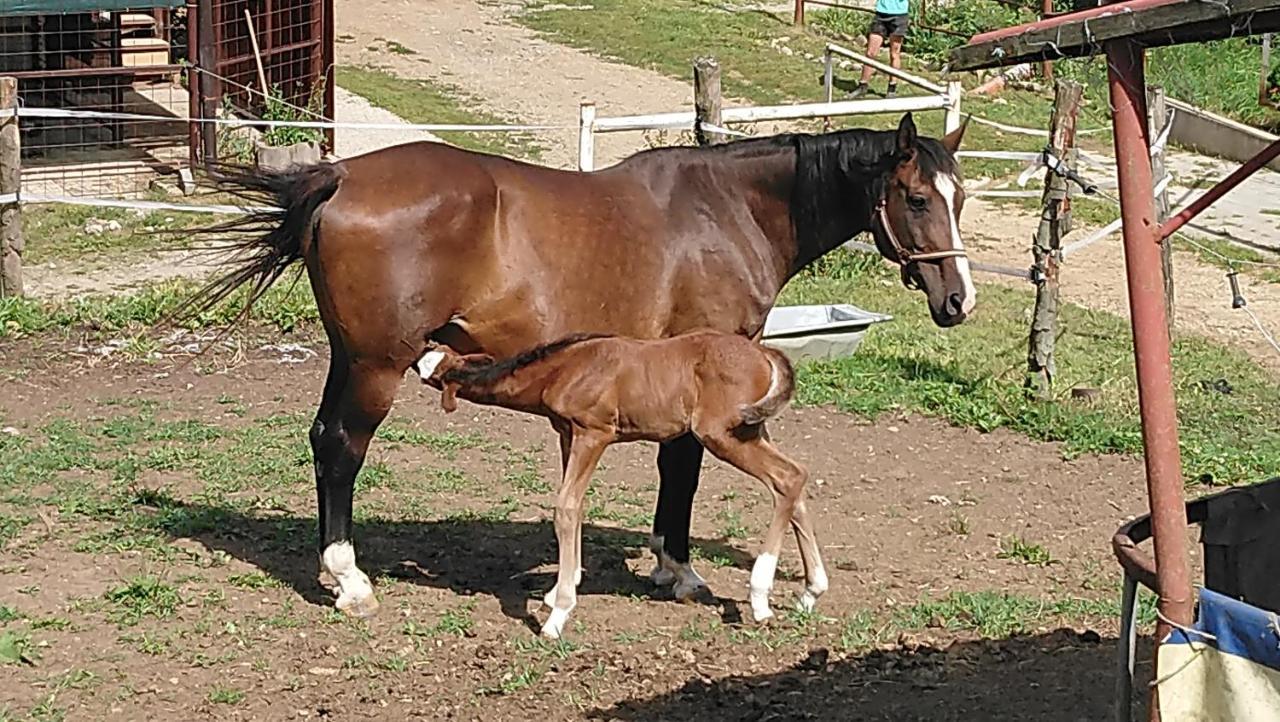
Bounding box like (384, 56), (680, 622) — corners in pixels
(875, 202), (967, 265)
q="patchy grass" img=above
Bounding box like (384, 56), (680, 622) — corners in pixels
(782, 249), (1280, 487)
(997, 536), (1054, 567)
(335, 66), (542, 160)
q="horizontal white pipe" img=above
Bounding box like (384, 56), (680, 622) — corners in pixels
(825, 42), (946, 95)
(957, 150), (1043, 162)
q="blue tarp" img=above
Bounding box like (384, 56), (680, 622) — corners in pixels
(2, 1), (183, 16)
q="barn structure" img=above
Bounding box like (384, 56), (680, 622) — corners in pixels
(951, 1), (1280, 720)
(0, 0), (334, 196)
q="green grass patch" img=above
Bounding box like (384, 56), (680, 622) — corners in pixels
(335, 65), (542, 160)
(515, 0), (1113, 173)
(0, 275), (319, 340)
(21, 197), (213, 265)
(782, 249), (1280, 487)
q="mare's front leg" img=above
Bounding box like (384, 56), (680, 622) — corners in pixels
(542, 427), (608, 639)
(312, 355), (400, 617)
(651, 433), (709, 600)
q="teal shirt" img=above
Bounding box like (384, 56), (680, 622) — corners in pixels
(875, 0), (908, 14)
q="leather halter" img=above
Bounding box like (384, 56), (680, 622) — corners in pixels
(875, 200), (968, 266)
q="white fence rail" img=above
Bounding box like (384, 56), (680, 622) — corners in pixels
(577, 81), (961, 171)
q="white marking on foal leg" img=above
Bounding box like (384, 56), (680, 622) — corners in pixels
(933, 172), (977, 315)
(542, 567), (584, 609)
(749, 552), (778, 622)
(648, 534), (676, 586)
(415, 350), (447, 382)
(542, 605), (574, 640)
(321, 542), (379, 618)
(797, 562), (829, 613)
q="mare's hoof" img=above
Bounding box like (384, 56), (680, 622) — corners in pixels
(650, 565), (676, 587)
(752, 606), (776, 625)
(336, 591), (381, 619)
(541, 607), (571, 639)
(673, 581), (713, 604)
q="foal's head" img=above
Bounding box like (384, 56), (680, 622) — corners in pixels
(872, 113), (975, 328)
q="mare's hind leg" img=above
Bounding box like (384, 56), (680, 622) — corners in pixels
(700, 428), (823, 622)
(311, 353), (401, 617)
(651, 434), (709, 600)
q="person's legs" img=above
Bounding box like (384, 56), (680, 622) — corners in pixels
(887, 33), (904, 97)
(849, 29), (886, 99)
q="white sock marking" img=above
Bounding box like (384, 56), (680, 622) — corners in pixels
(416, 350), (447, 381)
(933, 173), (977, 315)
(542, 606), (572, 639)
(321, 541), (374, 612)
(749, 552), (778, 622)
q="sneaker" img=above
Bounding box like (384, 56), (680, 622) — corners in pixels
(848, 82), (869, 99)
(886, 84), (898, 98)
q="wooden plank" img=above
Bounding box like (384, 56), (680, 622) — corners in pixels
(1026, 79), (1083, 396)
(693, 57), (724, 146)
(950, 0), (1280, 71)
(1148, 86), (1175, 336)
(0, 77), (23, 299)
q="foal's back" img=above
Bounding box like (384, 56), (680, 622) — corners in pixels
(540, 332), (780, 442)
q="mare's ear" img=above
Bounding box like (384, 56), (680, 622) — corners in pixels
(896, 113), (918, 157)
(941, 115), (970, 153)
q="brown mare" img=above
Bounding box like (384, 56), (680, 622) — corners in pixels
(187, 113), (974, 618)
(416, 331), (816, 637)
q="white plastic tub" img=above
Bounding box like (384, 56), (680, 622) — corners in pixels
(760, 304), (893, 364)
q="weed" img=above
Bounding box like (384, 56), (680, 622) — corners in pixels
(227, 571), (284, 590)
(207, 687), (246, 705)
(997, 536), (1055, 567)
(104, 576), (181, 626)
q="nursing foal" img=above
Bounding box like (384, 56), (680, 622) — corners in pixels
(416, 332), (826, 639)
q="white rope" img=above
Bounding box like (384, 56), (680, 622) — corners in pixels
(1243, 305), (1280, 358)
(966, 114), (1109, 138)
(15, 106), (569, 133)
(14, 192), (280, 215)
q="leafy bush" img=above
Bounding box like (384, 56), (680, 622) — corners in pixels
(261, 82), (325, 147)
(810, 0), (1035, 66)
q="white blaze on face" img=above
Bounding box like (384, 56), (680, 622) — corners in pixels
(416, 350), (447, 382)
(932, 172), (977, 315)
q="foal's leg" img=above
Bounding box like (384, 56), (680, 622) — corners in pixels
(311, 354), (401, 617)
(543, 429), (608, 639)
(543, 423), (583, 609)
(701, 431), (820, 622)
(651, 434), (708, 600)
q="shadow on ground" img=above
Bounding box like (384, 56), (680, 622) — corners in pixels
(140, 494), (756, 627)
(594, 629), (1154, 721)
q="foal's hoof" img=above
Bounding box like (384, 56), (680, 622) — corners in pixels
(335, 591), (381, 619)
(541, 607), (571, 640)
(752, 606), (776, 625)
(797, 589), (821, 614)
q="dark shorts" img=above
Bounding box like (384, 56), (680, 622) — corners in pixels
(869, 11), (909, 38)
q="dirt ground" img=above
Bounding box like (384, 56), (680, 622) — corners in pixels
(0, 332), (1172, 721)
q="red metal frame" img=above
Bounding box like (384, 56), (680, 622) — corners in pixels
(1104, 38), (1193, 722)
(1159, 136), (1280, 240)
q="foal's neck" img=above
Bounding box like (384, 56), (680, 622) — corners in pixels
(453, 364), (550, 416)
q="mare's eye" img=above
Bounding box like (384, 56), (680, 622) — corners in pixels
(907, 195), (928, 211)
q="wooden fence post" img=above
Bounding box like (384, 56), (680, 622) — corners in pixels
(1026, 79), (1083, 397)
(1148, 86), (1174, 335)
(577, 102), (596, 172)
(693, 57), (724, 147)
(0, 76), (22, 299)
(196, 0), (218, 165)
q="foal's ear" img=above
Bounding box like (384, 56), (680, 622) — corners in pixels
(896, 113), (918, 156)
(941, 115), (970, 153)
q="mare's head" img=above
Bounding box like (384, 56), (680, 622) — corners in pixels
(871, 114), (975, 328)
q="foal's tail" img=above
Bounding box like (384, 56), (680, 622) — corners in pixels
(736, 346), (795, 428)
(169, 162), (342, 326)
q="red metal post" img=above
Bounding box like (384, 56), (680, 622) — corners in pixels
(794, 0), (804, 25)
(322, 0), (336, 153)
(1106, 38), (1193, 722)
(186, 0), (200, 168)
(1158, 135), (1280, 240)
(1040, 0), (1055, 81)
